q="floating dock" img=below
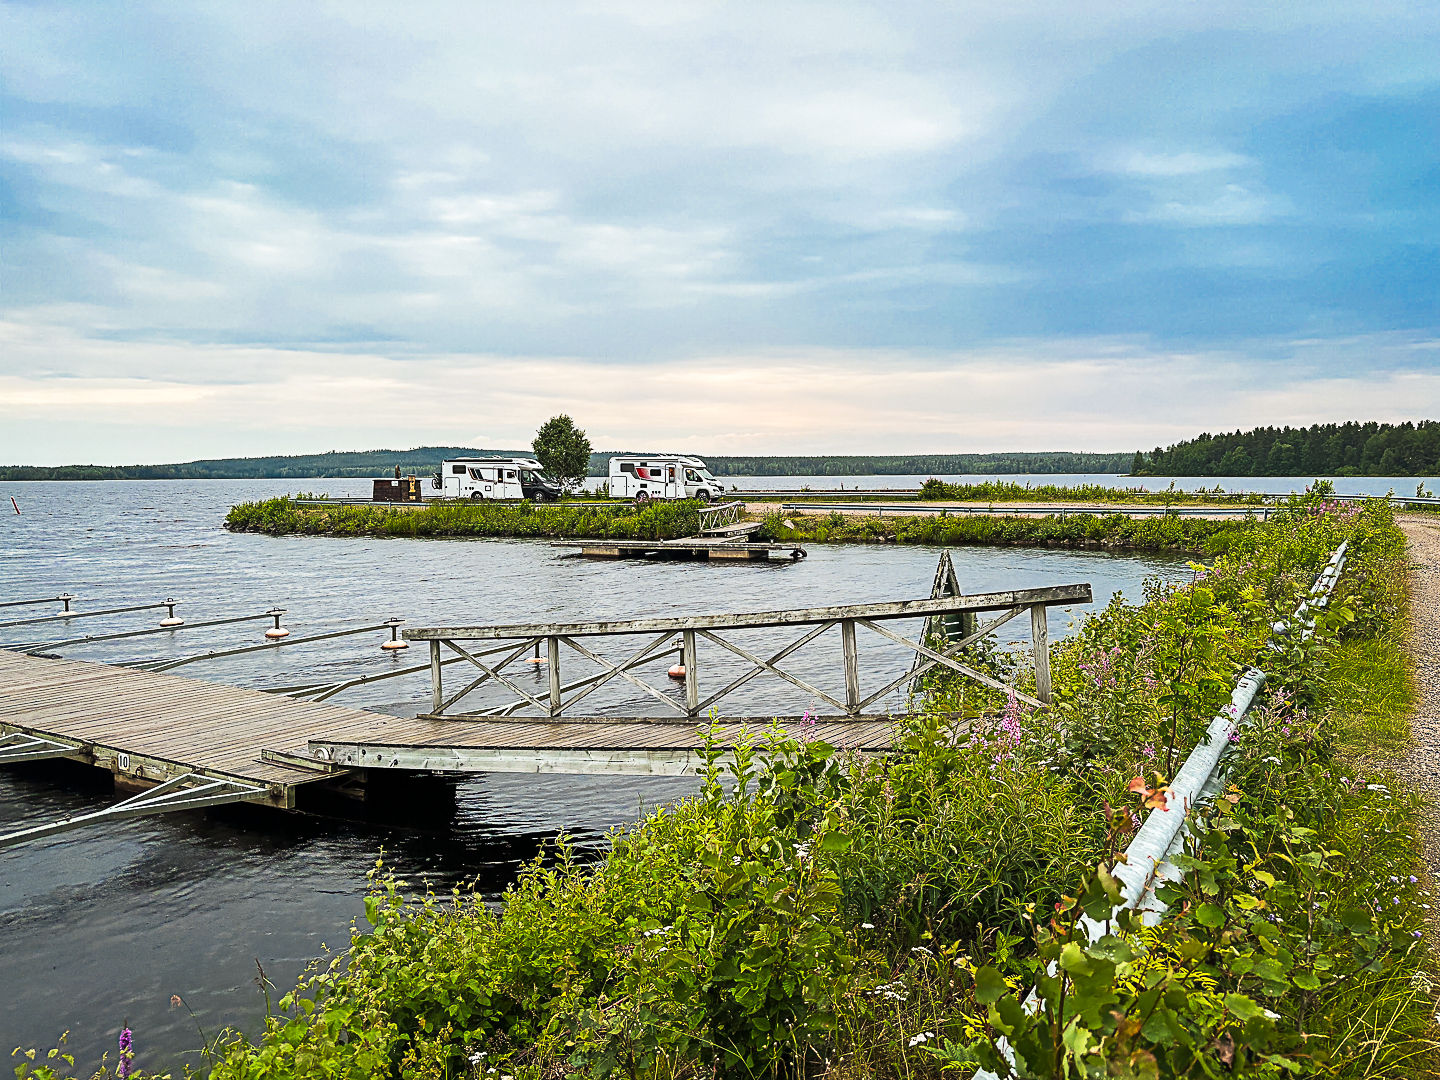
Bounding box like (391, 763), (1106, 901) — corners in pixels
(551, 539), (806, 559)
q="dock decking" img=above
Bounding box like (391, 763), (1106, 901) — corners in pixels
(0, 650), (891, 808)
(551, 539), (805, 559)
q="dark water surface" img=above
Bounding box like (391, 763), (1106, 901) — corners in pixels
(0, 479), (1189, 1070)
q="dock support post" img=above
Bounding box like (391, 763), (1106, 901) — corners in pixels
(1030, 605), (1051, 704)
(548, 635), (561, 714)
(683, 629), (699, 715)
(841, 618), (860, 715)
(430, 640), (443, 713)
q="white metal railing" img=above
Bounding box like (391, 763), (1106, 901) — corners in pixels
(972, 540), (1350, 1079)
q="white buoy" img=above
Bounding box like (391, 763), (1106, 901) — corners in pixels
(264, 608), (289, 639)
(158, 599), (184, 627)
(381, 618), (408, 650)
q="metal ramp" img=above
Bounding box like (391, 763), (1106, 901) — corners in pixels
(0, 772), (269, 850)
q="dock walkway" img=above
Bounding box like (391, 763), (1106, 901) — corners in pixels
(0, 651), (888, 811)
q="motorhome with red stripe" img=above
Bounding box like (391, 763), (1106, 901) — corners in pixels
(608, 455), (723, 503)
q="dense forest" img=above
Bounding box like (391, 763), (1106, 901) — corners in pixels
(0, 448), (1130, 481)
(1132, 421), (1440, 477)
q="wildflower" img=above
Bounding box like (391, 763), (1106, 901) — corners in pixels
(1140, 743), (1157, 760)
(908, 1031), (935, 1048)
(1412, 876), (1420, 884)
(911, 945), (933, 956)
(170, 995), (182, 1008)
(117, 1027), (133, 1079)
(861, 922), (875, 930)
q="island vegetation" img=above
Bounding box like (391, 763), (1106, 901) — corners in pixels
(32, 493), (1429, 1078)
(224, 495), (1252, 553)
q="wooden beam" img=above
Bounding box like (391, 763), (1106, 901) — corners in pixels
(404, 584), (1093, 640)
(1031, 604), (1052, 704)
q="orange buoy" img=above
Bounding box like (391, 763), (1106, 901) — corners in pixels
(668, 664), (686, 679)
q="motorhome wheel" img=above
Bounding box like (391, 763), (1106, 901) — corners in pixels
(533, 491), (546, 504)
(635, 491), (651, 505)
(470, 492), (484, 501)
(696, 490), (712, 504)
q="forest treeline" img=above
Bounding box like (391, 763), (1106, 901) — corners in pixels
(1133, 420), (1440, 477)
(1, 448), (1130, 481)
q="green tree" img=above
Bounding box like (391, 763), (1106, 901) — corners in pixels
(532, 415), (592, 489)
(1130, 451), (1146, 476)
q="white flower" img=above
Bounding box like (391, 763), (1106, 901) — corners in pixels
(1368, 784), (1390, 792)
(731, 856), (742, 865)
(1263, 1009), (1280, 1020)
(861, 922), (875, 930)
(907, 1032), (935, 1048)
(911, 945), (933, 956)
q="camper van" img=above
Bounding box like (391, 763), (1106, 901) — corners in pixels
(429, 457), (563, 502)
(607, 455), (724, 503)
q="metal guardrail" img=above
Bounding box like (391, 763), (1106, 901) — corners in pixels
(973, 540), (1350, 1079)
(1110, 541), (1348, 923)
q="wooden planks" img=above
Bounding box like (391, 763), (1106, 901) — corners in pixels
(0, 651), (902, 791)
(404, 585), (1093, 640)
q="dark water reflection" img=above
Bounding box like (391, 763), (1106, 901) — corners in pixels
(0, 479), (1189, 1069)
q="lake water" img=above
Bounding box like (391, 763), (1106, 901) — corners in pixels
(0, 478), (1196, 1070)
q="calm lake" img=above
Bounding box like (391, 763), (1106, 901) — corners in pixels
(1, 478), (1198, 1071)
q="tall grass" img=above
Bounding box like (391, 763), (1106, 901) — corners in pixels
(761, 508), (1248, 552)
(918, 478), (1272, 504)
(226, 496), (702, 541)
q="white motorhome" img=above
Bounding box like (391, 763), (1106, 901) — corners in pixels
(429, 457), (563, 502)
(607, 455), (724, 503)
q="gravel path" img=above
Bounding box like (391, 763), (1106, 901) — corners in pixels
(1395, 517), (1440, 902)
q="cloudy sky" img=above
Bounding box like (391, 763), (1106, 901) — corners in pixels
(2, 2), (1438, 464)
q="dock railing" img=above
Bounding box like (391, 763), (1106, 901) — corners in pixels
(697, 499), (745, 531)
(404, 584), (1091, 721)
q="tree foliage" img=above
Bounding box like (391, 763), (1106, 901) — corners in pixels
(531, 415), (593, 488)
(1133, 420), (1440, 477)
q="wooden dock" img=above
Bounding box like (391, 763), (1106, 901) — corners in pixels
(552, 539), (805, 559)
(0, 650), (890, 812)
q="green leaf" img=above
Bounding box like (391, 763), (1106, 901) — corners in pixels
(1224, 994), (1267, 1021)
(974, 965), (1009, 1004)
(1292, 970), (1322, 990)
(1195, 903), (1225, 928)
(818, 831), (851, 853)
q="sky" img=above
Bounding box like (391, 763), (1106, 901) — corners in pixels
(2, 2), (1438, 464)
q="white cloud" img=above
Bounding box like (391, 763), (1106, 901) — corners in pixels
(1125, 184), (1288, 226)
(1107, 150), (1252, 177)
(3, 321), (1437, 464)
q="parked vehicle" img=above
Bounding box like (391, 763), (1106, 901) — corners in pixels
(607, 455), (724, 503)
(429, 458), (563, 502)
